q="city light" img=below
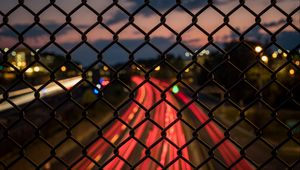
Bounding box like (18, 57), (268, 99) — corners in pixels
(26, 68), (33, 73)
(61, 66), (67, 72)
(17, 62), (22, 67)
(12, 51), (17, 56)
(185, 52), (191, 57)
(205, 50), (210, 55)
(200, 49), (210, 56)
(255, 46), (263, 53)
(99, 77), (110, 86)
(295, 61), (300, 66)
(289, 69), (295, 76)
(272, 52), (278, 59)
(96, 84), (102, 89)
(33, 66), (40, 72)
(87, 71), (93, 77)
(155, 66), (160, 71)
(261, 56), (268, 63)
(278, 49), (282, 54)
(283, 52), (288, 58)
(93, 88), (99, 95)
(101, 80), (110, 86)
(103, 66), (109, 71)
(172, 85), (179, 94)
(4, 48), (9, 52)
(185, 68), (190, 73)
(93, 84), (102, 95)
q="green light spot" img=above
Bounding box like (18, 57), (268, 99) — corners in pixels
(172, 85), (179, 94)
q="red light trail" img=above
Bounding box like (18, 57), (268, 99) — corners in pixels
(71, 76), (253, 170)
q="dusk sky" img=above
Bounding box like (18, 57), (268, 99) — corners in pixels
(0, 0), (299, 66)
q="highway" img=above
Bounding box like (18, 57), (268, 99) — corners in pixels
(70, 76), (254, 170)
(0, 76), (82, 112)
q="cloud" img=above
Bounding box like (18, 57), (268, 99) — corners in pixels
(263, 19), (286, 28)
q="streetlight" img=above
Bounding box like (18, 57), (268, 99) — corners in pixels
(155, 66), (161, 71)
(12, 51), (17, 56)
(61, 66), (67, 72)
(255, 46), (263, 53)
(272, 52), (278, 59)
(261, 55), (268, 63)
(172, 85), (179, 94)
(26, 68), (33, 74)
(33, 66), (40, 72)
(283, 52), (288, 58)
(289, 69), (295, 76)
(4, 48), (9, 52)
(103, 66), (109, 71)
(185, 52), (191, 57)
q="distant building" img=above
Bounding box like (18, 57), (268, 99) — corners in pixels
(1, 48), (82, 81)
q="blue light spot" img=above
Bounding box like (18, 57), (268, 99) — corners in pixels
(93, 88), (99, 95)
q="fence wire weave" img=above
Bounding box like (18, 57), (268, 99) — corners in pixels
(0, 0), (299, 170)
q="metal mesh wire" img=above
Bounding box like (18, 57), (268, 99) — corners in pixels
(0, 0), (299, 169)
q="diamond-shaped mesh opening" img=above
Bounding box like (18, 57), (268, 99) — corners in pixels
(0, 26), (20, 48)
(55, 138), (83, 166)
(262, 119), (289, 146)
(39, 7), (65, 31)
(277, 26), (300, 50)
(0, 138), (20, 165)
(54, 25), (82, 51)
(246, 138), (273, 165)
(119, 138), (146, 165)
(165, 7), (192, 33)
(181, 26), (209, 49)
(1, 1), (299, 169)
(7, 8), (34, 32)
(39, 118), (67, 146)
(229, 7), (255, 33)
(277, 139), (300, 165)
(261, 7), (287, 33)
(102, 43), (130, 69)
(24, 138), (52, 166)
(23, 25), (50, 47)
(118, 25), (145, 52)
(71, 6), (97, 32)
(55, 100), (83, 127)
(0, 0), (18, 13)
(229, 121), (256, 148)
(9, 158), (36, 170)
(134, 6), (160, 33)
(213, 0), (240, 14)
(55, 0), (80, 13)
(197, 7), (223, 34)
(7, 119), (35, 146)
(102, 5), (128, 32)
(70, 118), (100, 146)
(23, 100), (52, 126)
(262, 81), (289, 108)
(229, 80), (257, 107)
(150, 26), (177, 51)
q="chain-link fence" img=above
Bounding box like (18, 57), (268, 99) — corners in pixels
(0, 0), (299, 169)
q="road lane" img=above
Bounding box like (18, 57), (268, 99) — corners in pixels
(175, 91), (253, 170)
(67, 76), (254, 170)
(0, 76), (82, 112)
(106, 79), (154, 169)
(73, 77), (154, 169)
